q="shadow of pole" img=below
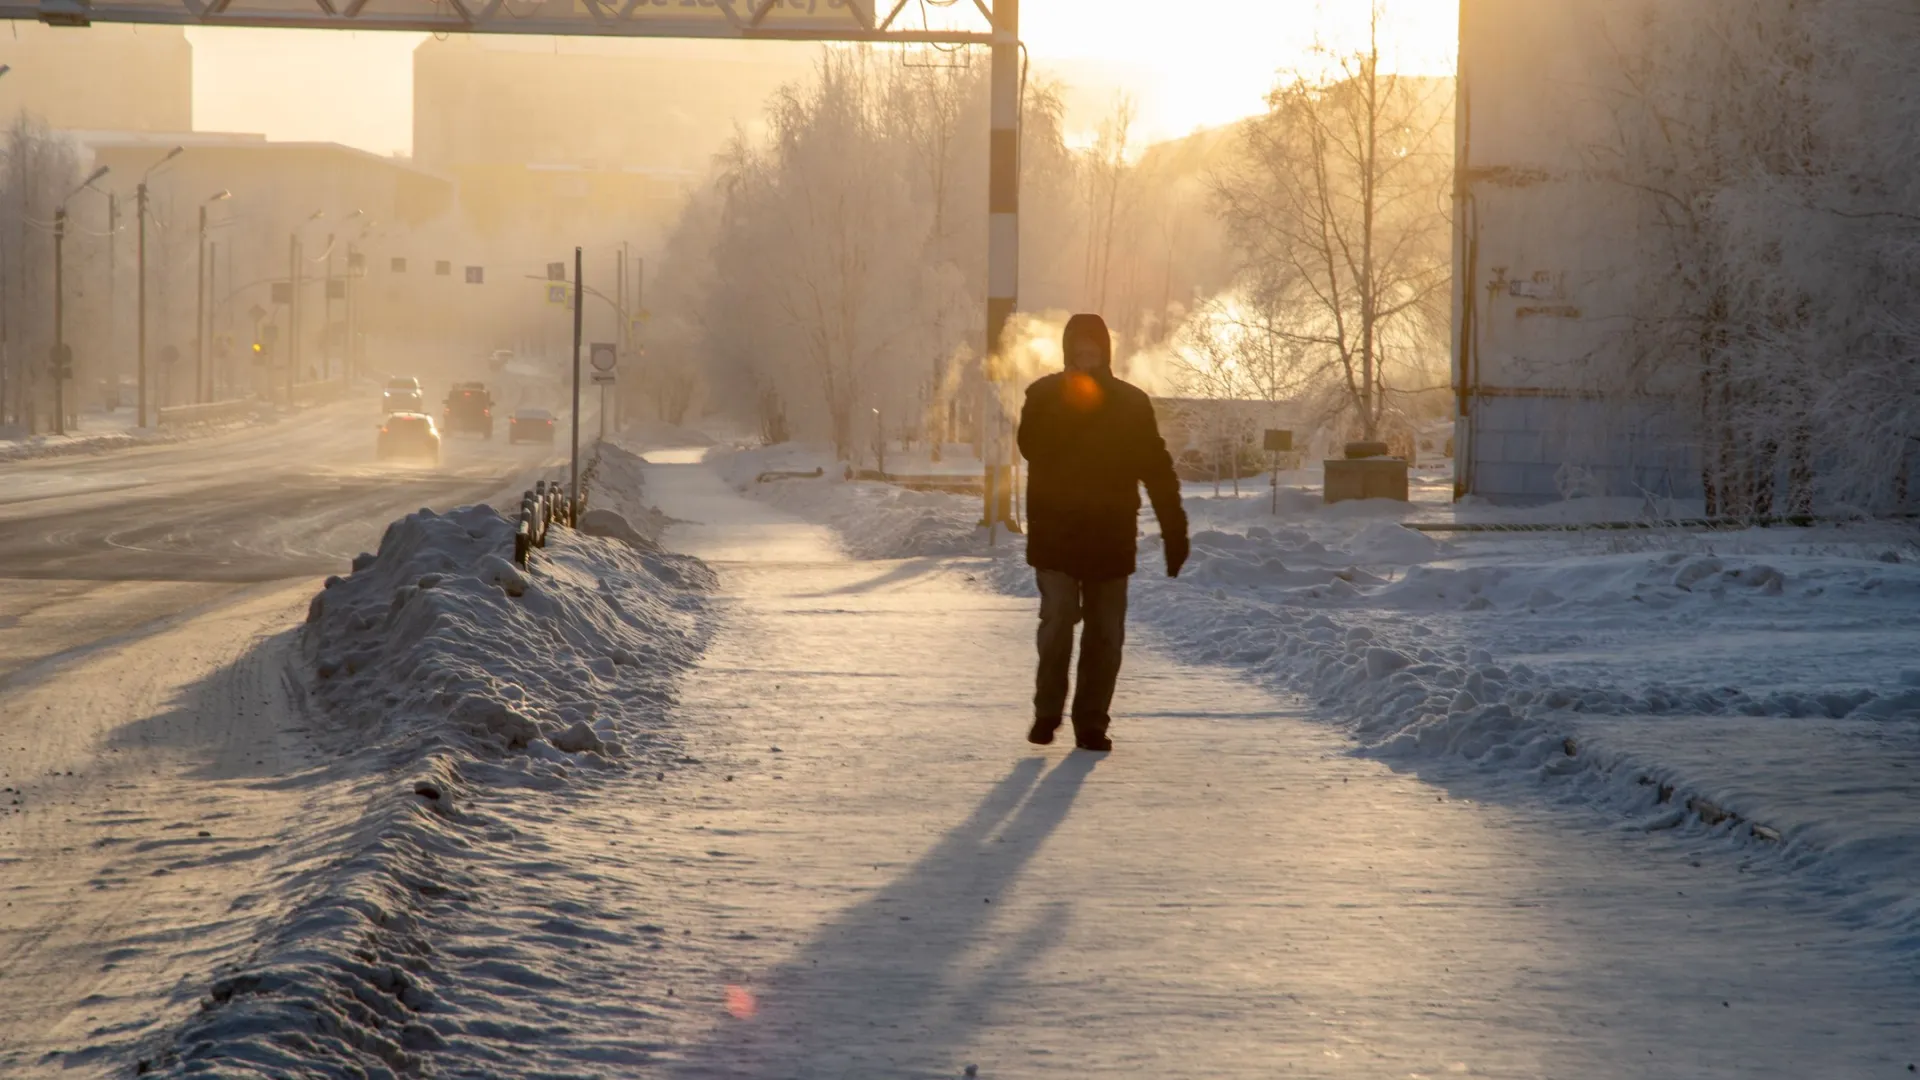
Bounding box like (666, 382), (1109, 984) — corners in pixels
(671, 754), (1101, 1079)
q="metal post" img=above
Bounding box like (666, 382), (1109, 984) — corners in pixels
(344, 244), (355, 385)
(287, 233), (298, 399)
(107, 193), (117, 408)
(569, 245), (583, 514)
(137, 182), (148, 427)
(52, 208), (66, 436)
(207, 240), (217, 399)
(323, 233), (335, 382)
(196, 203), (207, 404)
(982, 0), (1020, 528)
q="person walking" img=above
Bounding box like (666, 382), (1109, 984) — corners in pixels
(1017, 313), (1189, 752)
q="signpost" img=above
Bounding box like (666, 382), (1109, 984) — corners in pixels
(590, 341), (616, 439)
(1264, 428), (1294, 515)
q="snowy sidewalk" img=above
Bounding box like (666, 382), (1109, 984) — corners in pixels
(626, 454), (1917, 1079)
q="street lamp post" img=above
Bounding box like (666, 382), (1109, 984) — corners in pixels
(343, 217), (374, 386)
(288, 210), (323, 397)
(196, 189), (230, 404)
(53, 165), (112, 436)
(136, 145), (184, 428)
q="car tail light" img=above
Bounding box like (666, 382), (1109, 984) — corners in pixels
(380, 426), (388, 433)
(483, 409), (491, 416)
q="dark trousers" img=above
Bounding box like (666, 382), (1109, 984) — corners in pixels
(1034, 569), (1129, 739)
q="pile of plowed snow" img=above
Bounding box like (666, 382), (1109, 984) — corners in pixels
(307, 502), (711, 760)
(137, 502), (714, 1077)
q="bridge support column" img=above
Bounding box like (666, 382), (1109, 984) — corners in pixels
(981, 0), (1020, 530)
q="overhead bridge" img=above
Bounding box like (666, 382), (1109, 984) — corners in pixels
(7, 0), (1024, 529)
(3, 0), (994, 41)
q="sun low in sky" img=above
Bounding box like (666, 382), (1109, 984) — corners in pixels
(188, 1), (1457, 156)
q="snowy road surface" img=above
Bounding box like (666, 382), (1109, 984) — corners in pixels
(620, 455), (1917, 1078)
(0, 397), (568, 1072)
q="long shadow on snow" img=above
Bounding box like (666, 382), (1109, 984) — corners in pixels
(669, 754), (1096, 1080)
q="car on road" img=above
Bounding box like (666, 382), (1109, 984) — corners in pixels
(442, 382), (494, 439)
(383, 376), (424, 414)
(508, 407), (558, 445)
(377, 412), (441, 465)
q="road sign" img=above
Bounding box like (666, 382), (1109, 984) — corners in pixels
(1263, 429), (1294, 452)
(547, 261), (567, 282)
(589, 342), (617, 372)
(248, 303), (267, 322)
(465, 266), (484, 285)
(435, 260), (451, 276)
(547, 284), (570, 306)
(590, 370), (616, 385)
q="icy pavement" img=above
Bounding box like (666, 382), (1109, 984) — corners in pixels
(621, 454), (1918, 1077)
(712, 444), (1920, 951)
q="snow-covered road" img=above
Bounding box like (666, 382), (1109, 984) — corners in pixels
(0, 394), (577, 1073)
(627, 454), (1918, 1077)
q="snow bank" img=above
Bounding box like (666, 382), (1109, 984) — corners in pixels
(712, 443), (994, 559)
(716, 451), (1920, 943)
(138, 500), (715, 1076)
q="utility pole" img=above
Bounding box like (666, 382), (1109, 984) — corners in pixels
(52, 207), (66, 436)
(344, 243), (356, 386)
(207, 240), (217, 399)
(287, 232), (299, 399)
(982, 0), (1020, 530)
(134, 146), (183, 427)
(107, 193), (117, 408)
(137, 183), (149, 426)
(197, 204), (208, 403)
(569, 245), (583, 515)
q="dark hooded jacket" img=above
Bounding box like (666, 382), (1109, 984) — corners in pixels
(1018, 314), (1187, 581)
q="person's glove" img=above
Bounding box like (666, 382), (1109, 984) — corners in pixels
(1164, 529), (1190, 579)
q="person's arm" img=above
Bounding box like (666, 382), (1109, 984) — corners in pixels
(1017, 379), (1062, 464)
(1134, 396), (1189, 576)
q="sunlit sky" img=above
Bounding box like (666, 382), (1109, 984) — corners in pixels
(188, 1), (1457, 156)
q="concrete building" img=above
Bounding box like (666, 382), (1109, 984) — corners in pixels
(1451, 0), (1698, 504)
(0, 23), (192, 133)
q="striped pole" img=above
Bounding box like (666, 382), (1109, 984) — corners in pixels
(982, 0), (1020, 528)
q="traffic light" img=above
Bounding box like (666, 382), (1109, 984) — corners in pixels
(251, 340), (269, 365)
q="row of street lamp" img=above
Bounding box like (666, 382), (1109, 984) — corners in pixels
(43, 142), (373, 435)
(49, 144), (192, 435)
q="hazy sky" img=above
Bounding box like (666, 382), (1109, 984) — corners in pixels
(189, 1), (1457, 156)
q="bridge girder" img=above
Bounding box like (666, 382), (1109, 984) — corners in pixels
(0, 0), (995, 43)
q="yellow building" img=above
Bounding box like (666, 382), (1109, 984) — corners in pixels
(0, 23), (193, 133)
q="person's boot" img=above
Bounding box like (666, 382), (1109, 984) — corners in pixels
(1071, 716), (1112, 752)
(1028, 716), (1062, 746)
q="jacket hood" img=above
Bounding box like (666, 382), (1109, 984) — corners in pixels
(1063, 313), (1113, 374)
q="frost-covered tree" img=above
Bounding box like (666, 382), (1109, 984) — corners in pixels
(1598, 0), (1920, 516)
(1211, 4), (1453, 444)
(1, 116), (84, 433)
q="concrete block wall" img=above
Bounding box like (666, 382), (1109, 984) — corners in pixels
(1466, 396), (1699, 504)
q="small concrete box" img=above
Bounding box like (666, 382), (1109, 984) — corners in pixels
(1323, 456), (1409, 504)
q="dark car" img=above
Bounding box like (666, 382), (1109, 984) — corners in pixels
(508, 407), (557, 445)
(442, 381), (494, 439)
(377, 412), (441, 465)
